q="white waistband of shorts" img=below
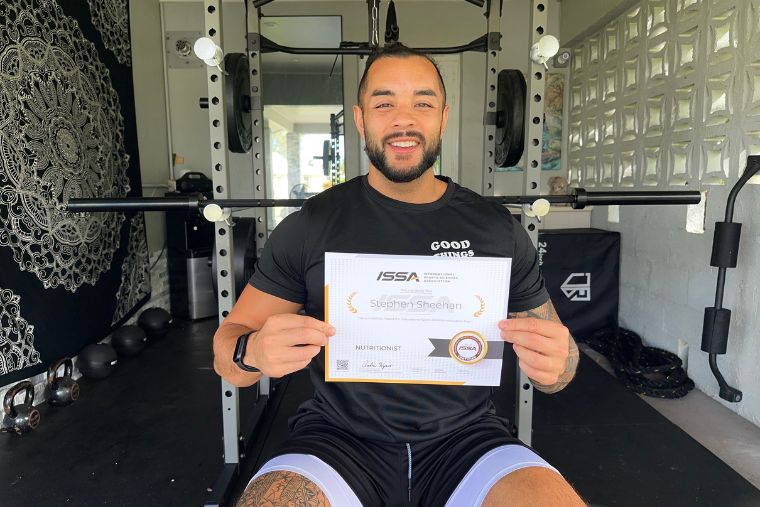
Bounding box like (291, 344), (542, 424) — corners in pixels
(249, 453), (362, 507)
(444, 444), (560, 507)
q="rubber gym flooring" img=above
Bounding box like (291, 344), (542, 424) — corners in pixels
(2, 318), (759, 506)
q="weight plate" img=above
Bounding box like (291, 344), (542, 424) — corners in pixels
(495, 69), (527, 168)
(224, 53), (252, 153)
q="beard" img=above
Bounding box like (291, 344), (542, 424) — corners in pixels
(364, 129), (442, 183)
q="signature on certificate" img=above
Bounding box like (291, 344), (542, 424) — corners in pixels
(362, 360), (394, 370)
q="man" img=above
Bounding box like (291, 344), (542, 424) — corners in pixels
(214, 43), (584, 506)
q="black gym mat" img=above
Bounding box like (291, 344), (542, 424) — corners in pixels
(494, 356), (760, 506)
(233, 353), (760, 506)
(2, 319), (759, 506)
(0, 318), (235, 506)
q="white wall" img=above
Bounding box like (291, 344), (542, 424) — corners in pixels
(162, 2), (258, 201)
(130, 0), (170, 253)
(560, 0), (635, 44)
(570, 0), (760, 427)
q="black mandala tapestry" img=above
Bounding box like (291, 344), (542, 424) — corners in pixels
(0, 0), (149, 384)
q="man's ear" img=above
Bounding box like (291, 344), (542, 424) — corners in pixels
(440, 103), (450, 136)
(352, 104), (365, 140)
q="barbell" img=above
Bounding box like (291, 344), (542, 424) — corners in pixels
(66, 189), (702, 215)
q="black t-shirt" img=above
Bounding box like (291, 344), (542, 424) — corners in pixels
(249, 175), (549, 443)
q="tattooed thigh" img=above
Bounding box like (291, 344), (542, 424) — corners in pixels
(236, 471), (331, 507)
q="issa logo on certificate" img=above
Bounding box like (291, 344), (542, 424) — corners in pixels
(323, 253), (512, 386)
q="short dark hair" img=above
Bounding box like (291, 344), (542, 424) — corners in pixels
(357, 43), (447, 106)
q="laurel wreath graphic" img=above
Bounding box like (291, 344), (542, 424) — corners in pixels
(474, 295), (486, 317)
(347, 292), (358, 314)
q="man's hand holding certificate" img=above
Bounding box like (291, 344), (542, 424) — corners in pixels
(324, 253), (511, 386)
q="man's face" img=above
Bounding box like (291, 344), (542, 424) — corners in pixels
(353, 56), (449, 183)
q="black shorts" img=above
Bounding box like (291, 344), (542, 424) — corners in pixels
(260, 412), (525, 506)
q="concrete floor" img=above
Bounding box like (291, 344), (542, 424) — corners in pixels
(581, 345), (760, 490)
(643, 390), (760, 490)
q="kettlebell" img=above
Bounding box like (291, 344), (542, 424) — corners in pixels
(2, 381), (40, 435)
(45, 357), (80, 407)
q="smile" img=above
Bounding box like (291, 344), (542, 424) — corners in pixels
(388, 140), (420, 149)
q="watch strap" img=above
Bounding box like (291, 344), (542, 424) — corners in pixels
(233, 331), (260, 372)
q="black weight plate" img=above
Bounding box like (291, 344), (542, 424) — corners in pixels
(322, 139), (331, 176)
(224, 53), (252, 153)
(212, 217), (256, 299)
(495, 69), (526, 167)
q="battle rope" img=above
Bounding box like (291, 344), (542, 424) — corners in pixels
(583, 328), (695, 399)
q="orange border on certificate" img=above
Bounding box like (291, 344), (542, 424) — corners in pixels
(324, 284), (330, 376)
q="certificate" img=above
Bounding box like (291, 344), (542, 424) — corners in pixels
(324, 253), (511, 386)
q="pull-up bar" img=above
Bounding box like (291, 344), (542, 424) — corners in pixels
(252, 0), (486, 9)
(260, 34), (491, 56)
(254, 0), (492, 55)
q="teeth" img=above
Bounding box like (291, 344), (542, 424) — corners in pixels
(390, 141), (418, 148)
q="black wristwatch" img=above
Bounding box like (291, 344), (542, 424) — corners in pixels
(233, 331), (260, 372)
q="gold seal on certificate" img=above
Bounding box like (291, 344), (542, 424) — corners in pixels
(449, 331), (488, 365)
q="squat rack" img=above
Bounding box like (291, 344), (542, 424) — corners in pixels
(203, 3), (532, 500)
(203, 4), (535, 500)
(65, 1), (701, 504)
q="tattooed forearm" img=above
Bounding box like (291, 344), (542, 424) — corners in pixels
(237, 471), (331, 507)
(532, 337), (579, 394)
(508, 299), (579, 394)
(508, 304), (558, 322)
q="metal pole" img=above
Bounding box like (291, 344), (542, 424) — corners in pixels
(481, 2), (500, 196)
(249, 1), (271, 397)
(516, 0), (550, 447)
(203, 0), (241, 494)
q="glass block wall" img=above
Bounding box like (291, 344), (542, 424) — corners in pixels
(567, 0), (760, 189)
